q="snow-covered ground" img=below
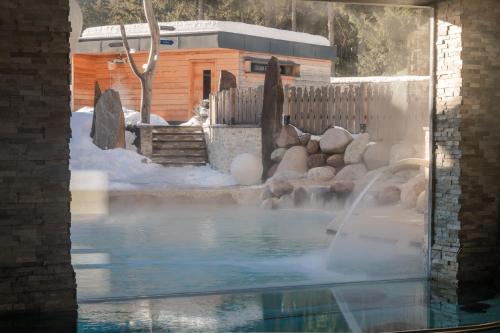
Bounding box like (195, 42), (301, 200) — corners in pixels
(70, 108), (236, 191)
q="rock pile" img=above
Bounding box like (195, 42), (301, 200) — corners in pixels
(261, 124), (427, 215)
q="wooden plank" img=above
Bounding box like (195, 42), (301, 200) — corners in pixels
(153, 134), (205, 142)
(152, 141), (206, 149)
(151, 156), (208, 164)
(151, 148), (207, 157)
(314, 87), (321, 135)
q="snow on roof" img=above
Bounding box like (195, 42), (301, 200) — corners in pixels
(81, 20), (330, 46)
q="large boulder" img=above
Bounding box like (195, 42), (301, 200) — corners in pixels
(400, 174), (427, 209)
(390, 142), (418, 165)
(275, 146), (308, 177)
(319, 127), (353, 154)
(271, 148), (287, 163)
(306, 140), (320, 155)
(363, 142), (390, 170)
(230, 153), (263, 185)
(269, 179), (294, 197)
(326, 154), (345, 169)
(335, 163), (367, 181)
(93, 89), (126, 149)
(344, 133), (369, 165)
(375, 185), (401, 205)
(307, 153), (327, 169)
(276, 124), (300, 148)
(307, 166), (336, 181)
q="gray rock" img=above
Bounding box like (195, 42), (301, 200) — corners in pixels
(93, 89), (125, 150)
(271, 148), (288, 163)
(344, 133), (369, 164)
(260, 186), (274, 201)
(319, 127), (353, 154)
(326, 154), (345, 169)
(269, 179), (294, 197)
(267, 163), (278, 178)
(335, 163), (367, 181)
(307, 153), (327, 169)
(293, 187), (308, 206)
(375, 185), (401, 205)
(390, 142), (418, 165)
(276, 124), (300, 148)
(299, 133), (311, 145)
(306, 140), (320, 155)
(330, 180), (355, 194)
(363, 142), (390, 170)
(307, 166), (336, 181)
(400, 174), (427, 209)
(275, 146), (308, 177)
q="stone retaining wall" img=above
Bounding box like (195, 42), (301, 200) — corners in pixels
(204, 125), (262, 173)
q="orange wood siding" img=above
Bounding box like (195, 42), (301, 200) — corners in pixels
(72, 49), (240, 122)
(72, 48), (330, 122)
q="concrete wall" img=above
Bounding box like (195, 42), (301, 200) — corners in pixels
(0, 0), (76, 314)
(432, 0), (500, 298)
(204, 125), (262, 173)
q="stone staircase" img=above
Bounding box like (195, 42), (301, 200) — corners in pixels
(150, 126), (208, 167)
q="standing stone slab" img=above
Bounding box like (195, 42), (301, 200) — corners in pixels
(218, 70), (237, 91)
(261, 57), (284, 179)
(90, 81), (101, 139)
(93, 89), (126, 149)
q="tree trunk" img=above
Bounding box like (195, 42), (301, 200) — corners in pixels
(198, 0), (204, 20)
(327, 3), (336, 76)
(120, 0), (159, 124)
(140, 77), (153, 124)
(291, 0), (297, 31)
(264, 1), (274, 27)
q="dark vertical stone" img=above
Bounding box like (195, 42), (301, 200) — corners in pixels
(90, 81), (102, 138)
(93, 89), (126, 149)
(218, 70), (237, 91)
(261, 57), (284, 179)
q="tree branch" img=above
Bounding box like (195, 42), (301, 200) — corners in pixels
(142, 0), (160, 75)
(120, 23), (143, 79)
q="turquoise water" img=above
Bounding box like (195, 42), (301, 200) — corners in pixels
(72, 204), (344, 301)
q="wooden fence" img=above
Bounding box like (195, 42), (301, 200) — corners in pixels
(209, 80), (429, 143)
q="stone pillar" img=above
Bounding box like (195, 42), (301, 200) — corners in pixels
(0, 0), (77, 314)
(432, 0), (500, 296)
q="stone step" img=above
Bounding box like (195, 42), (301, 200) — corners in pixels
(152, 148), (207, 157)
(152, 126), (203, 134)
(151, 155), (208, 165)
(153, 134), (205, 142)
(153, 141), (206, 149)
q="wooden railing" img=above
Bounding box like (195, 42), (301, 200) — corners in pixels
(209, 80), (429, 143)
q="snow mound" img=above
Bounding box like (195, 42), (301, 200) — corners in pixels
(123, 107), (169, 127)
(70, 108), (236, 190)
(81, 20), (330, 46)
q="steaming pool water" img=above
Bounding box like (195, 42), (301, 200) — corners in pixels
(72, 204), (348, 301)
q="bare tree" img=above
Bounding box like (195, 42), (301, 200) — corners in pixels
(120, 0), (160, 124)
(198, 0), (204, 20)
(291, 0), (297, 31)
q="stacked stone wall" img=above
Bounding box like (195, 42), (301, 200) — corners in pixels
(432, 0), (500, 297)
(204, 125), (262, 173)
(0, 0), (76, 314)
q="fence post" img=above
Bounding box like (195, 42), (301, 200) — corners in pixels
(361, 83), (368, 133)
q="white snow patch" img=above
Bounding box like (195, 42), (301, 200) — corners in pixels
(82, 20), (330, 46)
(180, 117), (202, 127)
(70, 108), (236, 191)
(331, 75), (430, 83)
(122, 107), (169, 126)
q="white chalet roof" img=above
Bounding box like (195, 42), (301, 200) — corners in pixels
(81, 20), (330, 47)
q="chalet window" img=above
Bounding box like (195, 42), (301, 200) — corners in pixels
(244, 59), (300, 77)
